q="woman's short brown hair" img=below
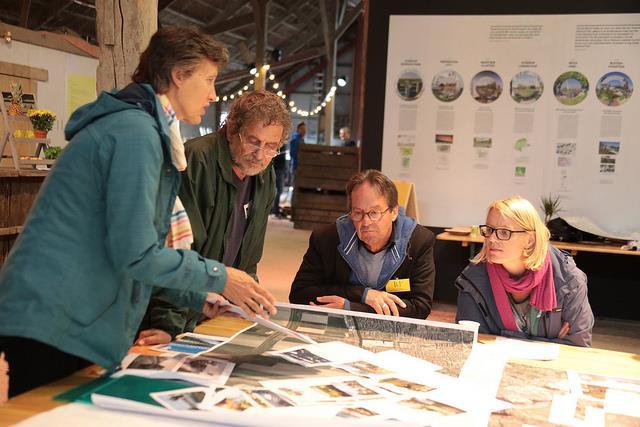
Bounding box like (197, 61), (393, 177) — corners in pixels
(346, 170), (398, 210)
(225, 90), (292, 145)
(132, 26), (229, 93)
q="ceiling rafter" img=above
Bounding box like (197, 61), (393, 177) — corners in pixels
(19, 0), (31, 27)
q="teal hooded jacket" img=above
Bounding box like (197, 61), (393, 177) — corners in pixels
(0, 84), (227, 370)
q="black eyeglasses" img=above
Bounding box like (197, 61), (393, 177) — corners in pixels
(349, 208), (390, 222)
(479, 225), (530, 241)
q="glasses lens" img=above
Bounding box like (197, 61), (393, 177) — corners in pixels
(368, 211), (381, 221)
(350, 211), (364, 221)
(479, 226), (492, 237)
(496, 229), (512, 240)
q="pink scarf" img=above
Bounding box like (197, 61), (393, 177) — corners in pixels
(487, 254), (556, 332)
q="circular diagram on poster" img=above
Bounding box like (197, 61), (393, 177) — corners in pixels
(431, 70), (464, 102)
(553, 71), (589, 106)
(396, 70), (424, 101)
(510, 71), (544, 104)
(470, 71), (503, 104)
(596, 71), (633, 106)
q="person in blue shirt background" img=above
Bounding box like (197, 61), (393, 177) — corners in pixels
(288, 122), (306, 180)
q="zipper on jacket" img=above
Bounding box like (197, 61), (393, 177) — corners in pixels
(457, 272), (499, 327)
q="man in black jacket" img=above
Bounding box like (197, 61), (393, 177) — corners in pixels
(289, 170), (435, 319)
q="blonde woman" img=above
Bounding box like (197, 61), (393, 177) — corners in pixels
(455, 196), (594, 347)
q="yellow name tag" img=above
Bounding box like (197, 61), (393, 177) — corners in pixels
(385, 278), (411, 293)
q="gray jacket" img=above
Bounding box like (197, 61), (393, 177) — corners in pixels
(455, 246), (594, 347)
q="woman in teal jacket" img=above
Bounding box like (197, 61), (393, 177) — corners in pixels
(0, 27), (276, 397)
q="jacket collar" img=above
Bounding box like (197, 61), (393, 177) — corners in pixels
(335, 208), (417, 288)
(215, 126), (267, 185)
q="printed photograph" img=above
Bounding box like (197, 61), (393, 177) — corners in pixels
(598, 141), (620, 155)
(379, 377), (434, 393)
(435, 134), (453, 144)
(177, 356), (234, 379)
(151, 387), (208, 411)
(399, 397), (464, 415)
(554, 71), (589, 106)
(212, 395), (255, 411)
(581, 383), (608, 400)
(245, 388), (295, 408)
(431, 69), (464, 102)
(510, 71), (544, 104)
(473, 137), (492, 148)
(340, 360), (393, 377)
(396, 70), (424, 101)
(515, 166), (526, 177)
(335, 380), (381, 397)
(596, 71), (633, 106)
(471, 70), (503, 104)
(280, 347), (331, 366)
(336, 406), (380, 419)
(126, 354), (184, 371)
(312, 384), (351, 399)
(556, 143), (576, 156)
(514, 137), (529, 152)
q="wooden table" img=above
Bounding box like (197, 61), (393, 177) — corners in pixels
(436, 231), (640, 257)
(1, 316), (639, 426)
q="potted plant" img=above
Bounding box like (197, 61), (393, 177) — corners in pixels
(44, 146), (62, 160)
(27, 109), (56, 138)
(540, 194), (562, 224)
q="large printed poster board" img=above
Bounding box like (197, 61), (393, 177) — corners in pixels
(381, 14), (640, 234)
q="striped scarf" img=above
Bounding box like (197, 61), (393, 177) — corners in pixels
(158, 94), (193, 250)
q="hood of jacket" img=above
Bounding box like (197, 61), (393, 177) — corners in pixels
(65, 83), (170, 149)
(335, 208), (417, 289)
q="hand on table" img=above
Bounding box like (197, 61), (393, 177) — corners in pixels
(135, 329), (171, 346)
(220, 267), (277, 319)
(202, 299), (232, 318)
(364, 289), (406, 316)
(311, 295), (346, 310)
(558, 321), (570, 339)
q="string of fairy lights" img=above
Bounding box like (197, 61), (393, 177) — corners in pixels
(214, 64), (338, 117)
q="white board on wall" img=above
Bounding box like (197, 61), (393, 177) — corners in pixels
(381, 13), (640, 235)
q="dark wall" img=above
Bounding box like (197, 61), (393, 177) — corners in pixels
(362, 2), (640, 320)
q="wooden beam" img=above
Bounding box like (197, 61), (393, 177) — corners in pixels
(158, 0), (178, 12)
(215, 45), (325, 85)
(283, 42), (353, 94)
(205, 13), (254, 35)
(34, 0), (75, 29)
(19, 0), (32, 27)
(335, 2), (362, 41)
(0, 22), (96, 58)
(0, 61), (48, 82)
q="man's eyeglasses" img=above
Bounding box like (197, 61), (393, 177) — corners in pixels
(349, 208), (390, 222)
(479, 225), (530, 241)
(239, 133), (281, 158)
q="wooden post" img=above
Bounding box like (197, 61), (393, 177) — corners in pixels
(95, 0), (158, 93)
(319, 0), (337, 146)
(252, 0), (269, 91)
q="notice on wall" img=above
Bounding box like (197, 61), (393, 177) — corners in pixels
(67, 74), (97, 119)
(382, 14), (640, 235)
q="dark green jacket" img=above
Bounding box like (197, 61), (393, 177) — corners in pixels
(141, 127), (275, 337)
(0, 84), (227, 370)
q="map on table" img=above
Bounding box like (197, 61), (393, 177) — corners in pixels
(205, 303), (475, 377)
